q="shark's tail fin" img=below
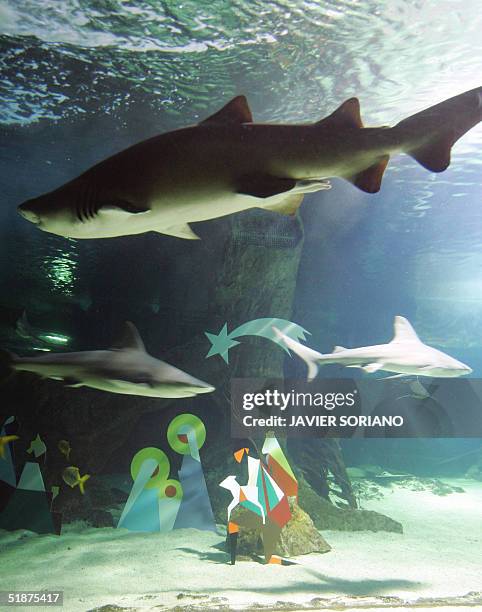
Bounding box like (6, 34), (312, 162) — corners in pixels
(395, 87), (482, 172)
(272, 327), (322, 381)
(0, 349), (16, 384)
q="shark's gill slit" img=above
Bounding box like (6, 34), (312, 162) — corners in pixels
(88, 183), (98, 220)
(75, 189), (84, 222)
(79, 182), (96, 222)
(85, 183), (93, 220)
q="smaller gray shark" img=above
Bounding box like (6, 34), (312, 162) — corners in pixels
(273, 316), (471, 380)
(3, 322), (215, 398)
(16, 311), (70, 348)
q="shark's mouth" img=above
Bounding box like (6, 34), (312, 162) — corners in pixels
(18, 207), (41, 225)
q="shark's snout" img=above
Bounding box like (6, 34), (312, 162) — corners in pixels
(184, 375), (215, 394)
(196, 383), (216, 394)
(448, 356), (472, 376)
(178, 370), (215, 394)
(18, 202), (41, 225)
(442, 361), (472, 377)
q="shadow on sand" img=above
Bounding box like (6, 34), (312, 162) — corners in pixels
(174, 545), (424, 597)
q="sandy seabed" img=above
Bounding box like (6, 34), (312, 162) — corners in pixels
(0, 478), (481, 612)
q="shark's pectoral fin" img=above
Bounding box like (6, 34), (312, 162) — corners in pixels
(236, 174), (297, 198)
(201, 95), (253, 124)
(100, 200), (150, 215)
(363, 363), (384, 374)
(158, 223), (201, 240)
(264, 194), (304, 216)
(260, 179), (331, 214)
(346, 155), (390, 193)
(291, 179), (331, 194)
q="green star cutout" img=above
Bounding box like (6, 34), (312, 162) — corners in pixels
(205, 324), (240, 363)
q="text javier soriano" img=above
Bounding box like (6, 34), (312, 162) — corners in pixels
(230, 380), (404, 438)
(230, 378), (482, 438)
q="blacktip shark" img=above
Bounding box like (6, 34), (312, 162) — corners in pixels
(273, 316), (472, 381)
(18, 87), (482, 239)
(2, 322), (215, 398)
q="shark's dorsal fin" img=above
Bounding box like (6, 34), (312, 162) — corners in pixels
(317, 98), (363, 130)
(391, 316), (421, 343)
(201, 95), (253, 125)
(113, 321), (146, 352)
(332, 345), (346, 353)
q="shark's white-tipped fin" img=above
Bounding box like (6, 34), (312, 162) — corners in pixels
(332, 345), (347, 353)
(362, 362), (384, 374)
(200, 95), (253, 125)
(113, 322), (146, 352)
(391, 316), (421, 343)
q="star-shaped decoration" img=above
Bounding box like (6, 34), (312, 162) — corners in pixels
(205, 324), (240, 364)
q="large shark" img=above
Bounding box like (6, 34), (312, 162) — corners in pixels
(2, 322), (215, 398)
(273, 316), (472, 380)
(18, 88), (482, 239)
